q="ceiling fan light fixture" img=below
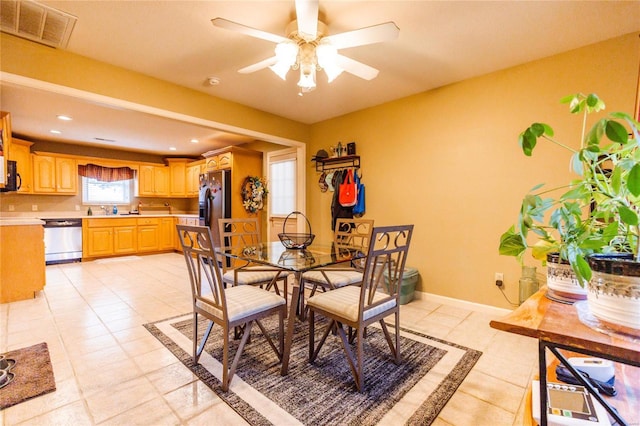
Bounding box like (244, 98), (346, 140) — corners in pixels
(269, 41), (298, 80)
(297, 66), (316, 92)
(316, 43), (343, 83)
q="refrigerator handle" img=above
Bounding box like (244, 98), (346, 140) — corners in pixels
(204, 188), (213, 227)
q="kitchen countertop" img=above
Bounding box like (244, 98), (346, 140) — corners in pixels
(0, 212), (198, 220)
(0, 218), (46, 226)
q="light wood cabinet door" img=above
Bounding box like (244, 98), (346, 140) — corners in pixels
(159, 217), (175, 250)
(113, 226), (137, 254)
(205, 155), (219, 171)
(9, 139), (33, 193)
(138, 165), (156, 196)
(33, 155), (57, 193)
(137, 226), (159, 252)
(86, 227), (114, 257)
(186, 163), (201, 197)
(154, 166), (169, 196)
(217, 151), (232, 169)
(56, 157), (77, 193)
(169, 161), (186, 197)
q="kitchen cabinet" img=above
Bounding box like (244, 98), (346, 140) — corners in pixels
(8, 138), (33, 193)
(33, 154), (77, 194)
(113, 226), (137, 254)
(204, 151), (232, 171)
(159, 217), (175, 250)
(186, 160), (203, 197)
(0, 220), (46, 303)
(0, 111), (12, 189)
(84, 218), (137, 258)
(167, 159), (188, 197)
(137, 217), (159, 252)
(138, 165), (169, 197)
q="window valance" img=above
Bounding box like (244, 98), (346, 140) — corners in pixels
(78, 163), (135, 182)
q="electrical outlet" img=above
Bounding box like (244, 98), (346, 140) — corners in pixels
(32, 205), (38, 211)
(75, 205), (80, 211)
(495, 272), (504, 287)
(8, 205), (14, 211)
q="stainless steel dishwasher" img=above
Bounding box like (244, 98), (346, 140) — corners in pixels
(43, 218), (83, 264)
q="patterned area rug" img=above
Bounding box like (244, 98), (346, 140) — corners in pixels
(0, 342), (56, 410)
(144, 314), (481, 426)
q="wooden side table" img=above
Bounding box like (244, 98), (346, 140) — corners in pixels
(490, 287), (639, 425)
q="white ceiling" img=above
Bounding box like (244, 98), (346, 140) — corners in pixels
(1, 0), (639, 156)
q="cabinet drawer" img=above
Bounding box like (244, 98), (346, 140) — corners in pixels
(86, 218), (137, 227)
(137, 217), (160, 226)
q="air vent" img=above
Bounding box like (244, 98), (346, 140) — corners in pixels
(0, 0), (77, 48)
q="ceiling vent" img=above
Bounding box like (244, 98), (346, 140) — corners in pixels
(0, 0), (77, 48)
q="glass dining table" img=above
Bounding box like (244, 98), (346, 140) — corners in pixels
(216, 240), (365, 375)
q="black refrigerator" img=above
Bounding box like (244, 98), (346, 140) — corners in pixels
(198, 169), (231, 247)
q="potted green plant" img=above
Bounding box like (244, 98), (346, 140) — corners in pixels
(499, 93), (640, 334)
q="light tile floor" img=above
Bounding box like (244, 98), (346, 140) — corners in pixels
(1, 253), (538, 425)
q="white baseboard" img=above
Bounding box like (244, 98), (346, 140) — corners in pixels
(414, 290), (513, 317)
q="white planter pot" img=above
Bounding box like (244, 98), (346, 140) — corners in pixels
(587, 254), (640, 336)
(546, 253), (587, 302)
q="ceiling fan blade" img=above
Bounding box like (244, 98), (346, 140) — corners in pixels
(212, 18), (288, 44)
(238, 56), (278, 74)
(295, 0), (319, 41)
(324, 22), (399, 49)
(335, 54), (379, 80)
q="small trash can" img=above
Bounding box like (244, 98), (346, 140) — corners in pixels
(384, 267), (419, 305)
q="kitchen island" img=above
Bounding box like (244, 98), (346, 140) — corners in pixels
(0, 218), (46, 303)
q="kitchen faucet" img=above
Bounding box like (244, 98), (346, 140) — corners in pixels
(100, 205), (110, 215)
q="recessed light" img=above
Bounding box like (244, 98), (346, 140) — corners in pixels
(169, 147), (177, 151)
(56, 115), (72, 121)
(50, 129), (61, 134)
(207, 77), (220, 86)
(190, 139), (199, 143)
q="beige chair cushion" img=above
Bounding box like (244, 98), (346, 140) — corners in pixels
(306, 285), (396, 322)
(222, 266), (283, 286)
(196, 285), (285, 322)
(303, 269), (363, 288)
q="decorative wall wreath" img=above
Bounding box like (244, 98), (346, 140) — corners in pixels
(241, 176), (268, 213)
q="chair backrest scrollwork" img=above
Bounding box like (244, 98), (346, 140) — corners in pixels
(359, 225), (414, 318)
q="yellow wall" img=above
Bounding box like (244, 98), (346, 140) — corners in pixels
(308, 32), (640, 308)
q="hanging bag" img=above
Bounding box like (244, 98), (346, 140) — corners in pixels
(353, 172), (366, 216)
(339, 169), (358, 207)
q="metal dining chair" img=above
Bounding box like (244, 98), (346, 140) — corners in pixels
(176, 224), (286, 391)
(306, 224), (414, 392)
(218, 218), (289, 305)
(300, 218), (374, 316)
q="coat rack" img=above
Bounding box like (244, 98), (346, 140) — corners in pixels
(313, 155), (360, 172)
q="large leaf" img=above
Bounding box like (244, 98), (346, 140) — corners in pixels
(574, 255), (592, 286)
(499, 227), (527, 257)
(532, 240), (555, 261)
(520, 128), (537, 156)
(605, 120), (629, 144)
(628, 164), (640, 196)
(618, 205), (638, 225)
(585, 119), (605, 146)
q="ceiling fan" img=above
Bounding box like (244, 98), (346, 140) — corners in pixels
(211, 0), (399, 95)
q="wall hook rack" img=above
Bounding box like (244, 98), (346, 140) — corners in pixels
(313, 155), (360, 172)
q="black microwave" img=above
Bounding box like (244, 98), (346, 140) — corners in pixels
(0, 160), (20, 192)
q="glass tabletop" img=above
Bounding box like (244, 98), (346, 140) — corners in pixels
(216, 241), (365, 273)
